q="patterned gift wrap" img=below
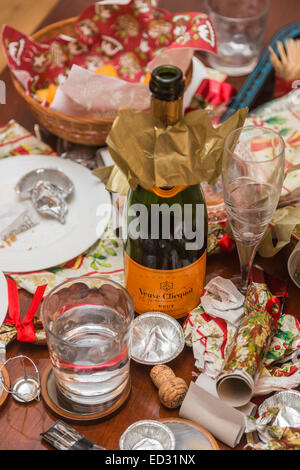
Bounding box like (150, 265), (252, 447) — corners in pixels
(184, 276), (300, 394)
(222, 282), (275, 379)
(1, 0), (217, 101)
(246, 411), (300, 450)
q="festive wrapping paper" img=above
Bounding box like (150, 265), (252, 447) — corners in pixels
(201, 276), (245, 326)
(216, 283), (279, 406)
(1, 0), (217, 116)
(0, 120), (56, 158)
(184, 303), (238, 378)
(0, 277), (47, 345)
(186, 78), (236, 126)
(245, 393), (300, 450)
(246, 418), (300, 450)
(184, 279), (300, 397)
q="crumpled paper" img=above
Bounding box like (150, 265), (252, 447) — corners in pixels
(201, 276), (244, 326)
(183, 300), (238, 378)
(184, 276), (300, 396)
(51, 64), (150, 117)
(216, 282), (278, 407)
(245, 391), (300, 450)
(96, 106), (247, 192)
(1, 0), (218, 116)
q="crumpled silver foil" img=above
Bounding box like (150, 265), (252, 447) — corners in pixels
(16, 168), (74, 224)
(130, 312), (185, 365)
(16, 168), (74, 199)
(245, 390), (300, 450)
(31, 181), (68, 224)
(258, 390), (300, 428)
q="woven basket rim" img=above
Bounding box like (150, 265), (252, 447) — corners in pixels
(10, 16), (193, 129)
(10, 16), (116, 125)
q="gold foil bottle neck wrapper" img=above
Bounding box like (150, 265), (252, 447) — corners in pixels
(93, 107), (248, 194)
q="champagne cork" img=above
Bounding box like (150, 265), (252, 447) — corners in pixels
(150, 365), (188, 409)
(150, 364), (176, 388)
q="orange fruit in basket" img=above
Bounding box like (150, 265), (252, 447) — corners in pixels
(143, 72), (151, 84)
(36, 83), (57, 105)
(95, 64), (118, 78)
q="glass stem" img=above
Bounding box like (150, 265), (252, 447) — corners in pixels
(236, 241), (258, 294)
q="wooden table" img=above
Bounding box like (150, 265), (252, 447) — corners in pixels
(0, 0), (299, 451)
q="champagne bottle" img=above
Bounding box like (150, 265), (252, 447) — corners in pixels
(124, 65), (208, 319)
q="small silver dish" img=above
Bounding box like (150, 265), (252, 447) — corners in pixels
(119, 420), (176, 450)
(130, 312), (185, 365)
(11, 376), (40, 403)
(258, 390), (300, 428)
(16, 168), (74, 200)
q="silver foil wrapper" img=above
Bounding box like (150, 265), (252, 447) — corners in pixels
(119, 420), (176, 450)
(245, 390), (300, 449)
(16, 168), (74, 224)
(16, 168), (74, 200)
(31, 181), (68, 224)
(258, 390), (300, 428)
(130, 312), (185, 365)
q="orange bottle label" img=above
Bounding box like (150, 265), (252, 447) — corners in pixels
(124, 251), (206, 319)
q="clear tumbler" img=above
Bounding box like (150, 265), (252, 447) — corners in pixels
(205, 0), (269, 76)
(41, 276), (134, 407)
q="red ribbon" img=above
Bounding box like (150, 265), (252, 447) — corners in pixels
(266, 296), (281, 330)
(218, 233), (235, 252)
(5, 277), (47, 343)
(196, 78), (236, 106)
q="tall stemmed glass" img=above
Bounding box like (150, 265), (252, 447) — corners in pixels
(222, 126), (285, 293)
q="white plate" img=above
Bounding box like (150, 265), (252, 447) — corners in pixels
(0, 156), (111, 272)
(0, 271), (8, 326)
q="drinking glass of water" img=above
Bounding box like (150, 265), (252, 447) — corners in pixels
(205, 0), (269, 76)
(41, 276), (134, 408)
(222, 126), (285, 293)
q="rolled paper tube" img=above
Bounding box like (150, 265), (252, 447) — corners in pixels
(196, 373), (257, 416)
(179, 382), (245, 448)
(216, 372), (254, 408)
(216, 282), (276, 407)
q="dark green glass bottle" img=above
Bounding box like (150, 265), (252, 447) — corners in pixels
(124, 65), (208, 319)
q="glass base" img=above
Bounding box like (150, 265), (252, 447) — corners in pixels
(230, 275), (249, 295)
(55, 377), (128, 407)
(206, 55), (258, 77)
(42, 366), (132, 420)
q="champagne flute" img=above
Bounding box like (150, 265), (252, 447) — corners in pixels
(222, 126), (285, 293)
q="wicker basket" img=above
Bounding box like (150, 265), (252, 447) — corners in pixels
(11, 17), (192, 147)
